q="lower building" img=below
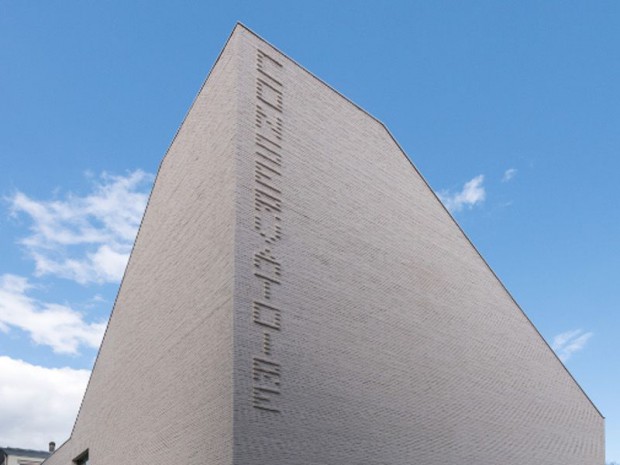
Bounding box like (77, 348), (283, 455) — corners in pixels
(1, 448), (50, 465)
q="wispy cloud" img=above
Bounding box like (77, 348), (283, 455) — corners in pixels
(438, 175), (486, 213)
(0, 356), (89, 448)
(9, 170), (153, 284)
(0, 274), (106, 354)
(552, 329), (593, 362)
(502, 168), (517, 182)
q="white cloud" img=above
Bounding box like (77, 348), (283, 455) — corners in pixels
(0, 356), (89, 449)
(552, 329), (593, 362)
(502, 168), (517, 182)
(9, 170), (153, 284)
(438, 175), (486, 213)
(0, 274), (106, 354)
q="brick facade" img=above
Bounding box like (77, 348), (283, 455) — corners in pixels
(44, 24), (604, 465)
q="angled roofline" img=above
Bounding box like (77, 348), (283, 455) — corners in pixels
(234, 21), (604, 419)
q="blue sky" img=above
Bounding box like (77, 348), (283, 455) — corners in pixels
(1, 0), (618, 460)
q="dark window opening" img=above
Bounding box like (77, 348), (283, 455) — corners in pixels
(73, 450), (89, 465)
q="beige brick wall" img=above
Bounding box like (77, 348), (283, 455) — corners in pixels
(45, 24), (604, 465)
(45, 27), (240, 465)
(231, 25), (603, 465)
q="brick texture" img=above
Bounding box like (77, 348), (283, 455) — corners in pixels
(45, 24), (604, 465)
(44, 28), (239, 465)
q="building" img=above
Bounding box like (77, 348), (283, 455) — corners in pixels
(1, 447), (50, 465)
(44, 24), (604, 465)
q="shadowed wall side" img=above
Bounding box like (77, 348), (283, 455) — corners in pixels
(231, 25), (603, 465)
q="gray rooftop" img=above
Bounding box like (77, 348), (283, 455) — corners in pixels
(1, 448), (50, 459)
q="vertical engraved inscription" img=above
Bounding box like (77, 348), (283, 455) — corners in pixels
(254, 248), (281, 300)
(251, 49), (284, 413)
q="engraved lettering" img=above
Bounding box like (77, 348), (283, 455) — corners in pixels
(263, 332), (272, 355)
(256, 78), (283, 112)
(255, 188), (282, 211)
(256, 147), (282, 167)
(256, 132), (282, 150)
(253, 387), (281, 412)
(257, 50), (283, 87)
(255, 160), (282, 193)
(253, 301), (282, 330)
(254, 202), (282, 244)
(253, 357), (281, 386)
(256, 103), (283, 141)
(254, 248), (282, 300)
(251, 49), (285, 414)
